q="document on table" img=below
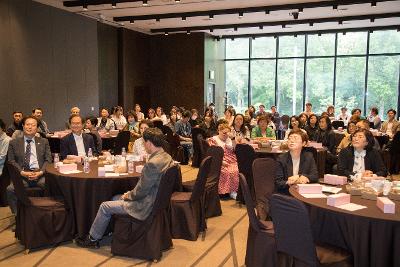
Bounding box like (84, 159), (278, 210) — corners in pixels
(300, 193), (327, 198)
(105, 173), (119, 177)
(322, 186), (342, 194)
(104, 165), (114, 172)
(60, 170), (82, 174)
(336, 203), (367, 211)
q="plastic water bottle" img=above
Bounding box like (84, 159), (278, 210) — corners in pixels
(83, 157), (90, 173)
(128, 160), (134, 174)
(53, 153), (59, 168)
(88, 148), (93, 158)
(121, 147), (126, 157)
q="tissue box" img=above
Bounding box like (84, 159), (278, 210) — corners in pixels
(297, 184), (322, 194)
(98, 167), (105, 177)
(327, 193), (350, 207)
(324, 174), (347, 185)
(135, 165), (144, 173)
(308, 142), (323, 149)
(377, 197), (395, 214)
(58, 163), (77, 173)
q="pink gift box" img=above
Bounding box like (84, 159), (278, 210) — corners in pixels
(377, 197), (395, 214)
(135, 165), (144, 173)
(297, 184), (322, 194)
(308, 142), (323, 149)
(327, 193), (350, 207)
(98, 167), (105, 177)
(249, 143), (259, 150)
(58, 163), (77, 173)
(324, 174), (347, 185)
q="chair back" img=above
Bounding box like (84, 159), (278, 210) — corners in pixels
(153, 120), (163, 130)
(161, 125), (173, 136)
(302, 146), (318, 165)
(87, 132), (100, 153)
(391, 131), (400, 153)
(190, 156), (212, 202)
(198, 135), (210, 161)
(204, 146), (224, 188)
(151, 165), (180, 216)
(334, 132), (345, 148)
(235, 144), (256, 202)
(331, 120), (344, 129)
(191, 128), (206, 167)
(6, 163), (31, 206)
(239, 174), (269, 232)
(252, 158), (277, 220)
(270, 194), (318, 267)
(114, 131), (131, 154)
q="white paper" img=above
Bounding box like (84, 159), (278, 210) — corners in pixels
(60, 170), (82, 174)
(119, 173), (128, 176)
(105, 173), (119, 177)
(322, 186), (342, 194)
(336, 203), (367, 211)
(104, 165), (114, 172)
(301, 193), (327, 198)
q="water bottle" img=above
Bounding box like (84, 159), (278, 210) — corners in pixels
(53, 153), (59, 168)
(128, 160), (134, 174)
(83, 157), (90, 173)
(88, 148), (93, 158)
(121, 147), (126, 157)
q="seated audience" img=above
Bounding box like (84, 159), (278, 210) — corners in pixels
(208, 123), (239, 200)
(284, 116), (307, 140)
(199, 111), (217, 138)
(85, 117), (102, 155)
(134, 104), (145, 122)
(147, 108), (156, 120)
(97, 108), (115, 131)
(304, 102), (314, 117)
(304, 114), (318, 140)
(270, 105), (281, 128)
(312, 116), (336, 154)
(111, 106), (127, 130)
(133, 120), (153, 158)
(205, 106), (218, 123)
(367, 107), (381, 130)
(175, 110), (193, 165)
(275, 130), (318, 194)
(6, 116), (52, 215)
(337, 107), (350, 126)
(76, 128), (174, 248)
(351, 108), (364, 120)
(155, 107), (168, 125)
(123, 111), (140, 152)
(224, 108), (234, 126)
(60, 115), (97, 159)
(65, 106), (81, 129)
(266, 113), (276, 131)
(380, 109), (399, 139)
(336, 121), (357, 154)
(230, 114), (250, 143)
(32, 108), (50, 135)
(166, 113), (178, 133)
(0, 119), (11, 176)
(251, 115), (276, 140)
(337, 129), (387, 179)
(6, 111), (23, 137)
(356, 119), (381, 150)
(189, 109), (201, 128)
(256, 104), (267, 117)
(247, 105), (256, 119)
(326, 105), (335, 121)
(298, 113), (308, 129)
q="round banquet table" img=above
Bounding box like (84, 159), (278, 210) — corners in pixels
(256, 147), (327, 178)
(289, 186), (400, 267)
(47, 135), (117, 153)
(45, 162), (141, 238)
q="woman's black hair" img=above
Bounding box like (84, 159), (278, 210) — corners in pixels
(232, 113), (247, 135)
(319, 115), (332, 131)
(353, 128), (375, 151)
(288, 115), (300, 129)
(307, 114), (318, 126)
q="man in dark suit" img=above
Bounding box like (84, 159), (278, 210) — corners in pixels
(76, 127), (174, 248)
(60, 115), (96, 159)
(6, 116), (52, 215)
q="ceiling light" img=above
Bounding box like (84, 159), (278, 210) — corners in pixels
(164, 32), (169, 36)
(182, 16), (186, 21)
(130, 20), (134, 24)
(175, 0), (181, 2)
(143, 0), (149, 6)
(112, 3), (116, 8)
(371, 1), (377, 7)
(82, 3), (88, 11)
(239, 12), (243, 18)
(209, 14), (214, 20)
(186, 30), (191, 35)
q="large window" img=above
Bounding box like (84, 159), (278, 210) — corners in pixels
(225, 29), (400, 117)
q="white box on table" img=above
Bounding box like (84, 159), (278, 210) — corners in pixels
(327, 193), (350, 207)
(324, 174), (347, 185)
(135, 165), (144, 173)
(58, 163), (77, 173)
(377, 197), (395, 214)
(297, 184), (322, 194)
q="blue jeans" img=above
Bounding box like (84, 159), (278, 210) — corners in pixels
(89, 195), (128, 240)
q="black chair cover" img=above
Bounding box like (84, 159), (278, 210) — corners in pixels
(191, 128), (206, 167)
(332, 121), (345, 129)
(235, 144), (256, 203)
(114, 131), (131, 154)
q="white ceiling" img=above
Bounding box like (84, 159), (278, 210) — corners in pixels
(34, 0), (400, 36)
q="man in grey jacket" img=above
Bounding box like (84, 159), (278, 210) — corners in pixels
(76, 127), (174, 248)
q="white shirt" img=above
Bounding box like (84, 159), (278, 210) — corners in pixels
(24, 136), (39, 170)
(386, 122), (393, 137)
(292, 156), (300, 176)
(73, 133), (86, 157)
(111, 115), (127, 130)
(133, 137), (149, 158)
(353, 150), (366, 175)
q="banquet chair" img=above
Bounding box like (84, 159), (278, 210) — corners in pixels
(270, 194), (353, 267)
(153, 120), (163, 130)
(111, 165), (180, 262)
(389, 131), (400, 174)
(252, 158), (277, 221)
(182, 146), (224, 218)
(331, 120), (345, 129)
(240, 174), (279, 267)
(235, 144), (256, 204)
(191, 127), (206, 167)
(113, 131), (131, 155)
(7, 163), (73, 251)
(170, 156), (212, 240)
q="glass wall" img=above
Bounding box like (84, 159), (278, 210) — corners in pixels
(225, 29), (400, 119)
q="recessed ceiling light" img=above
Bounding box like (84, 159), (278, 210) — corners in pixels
(209, 14), (214, 20)
(165, 32), (169, 36)
(238, 12), (243, 18)
(143, 0), (149, 6)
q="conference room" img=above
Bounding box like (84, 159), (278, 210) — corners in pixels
(0, 0), (399, 266)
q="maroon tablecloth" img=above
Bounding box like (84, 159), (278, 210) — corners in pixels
(289, 186), (400, 267)
(45, 162), (140, 238)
